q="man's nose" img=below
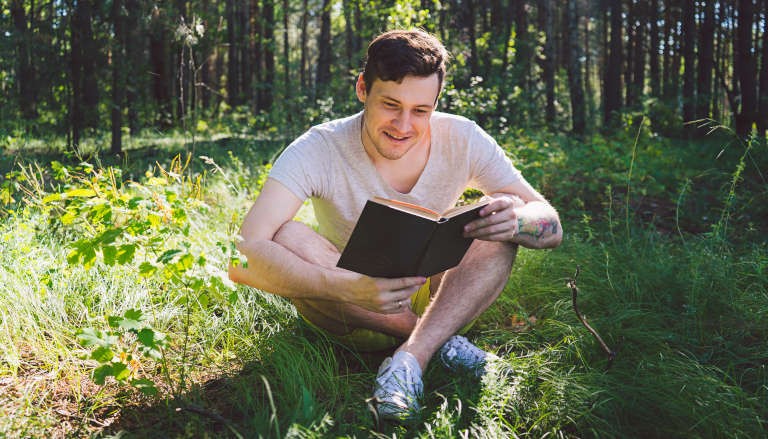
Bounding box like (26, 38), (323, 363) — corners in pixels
(393, 111), (411, 132)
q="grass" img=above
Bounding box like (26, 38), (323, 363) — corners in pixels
(0, 127), (766, 438)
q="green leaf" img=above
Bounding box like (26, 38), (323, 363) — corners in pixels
(65, 188), (97, 198)
(137, 328), (165, 360)
(60, 212), (76, 225)
(98, 228), (123, 245)
(131, 379), (158, 396)
(76, 327), (112, 348)
(107, 310), (143, 331)
(91, 346), (115, 363)
(42, 193), (62, 203)
(139, 262), (157, 277)
(124, 309), (144, 322)
(102, 245), (117, 266)
(116, 244), (136, 265)
(93, 364), (113, 385)
(157, 249), (183, 264)
(111, 362), (130, 381)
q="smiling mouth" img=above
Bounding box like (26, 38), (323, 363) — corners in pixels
(384, 131), (409, 141)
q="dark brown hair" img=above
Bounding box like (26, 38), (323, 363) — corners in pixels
(361, 29), (449, 95)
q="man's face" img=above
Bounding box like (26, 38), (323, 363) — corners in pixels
(356, 73), (440, 161)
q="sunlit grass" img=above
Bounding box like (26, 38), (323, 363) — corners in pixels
(0, 130), (766, 438)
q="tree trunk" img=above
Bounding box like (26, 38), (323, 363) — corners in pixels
(584, 0), (595, 122)
(468, 0), (478, 77)
(70, 0), (84, 147)
(111, 0), (125, 154)
(283, 0), (290, 102)
(604, 0), (622, 127)
(567, 0), (586, 135)
(541, 0), (555, 124)
(343, 0), (354, 72)
(241, 0), (251, 107)
(735, 0), (757, 138)
(649, 0), (660, 98)
(263, 0), (275, 109)
(514, 0), (530, 97)
(681, 0), (695, 135)
(696, 0), (714, 132)
(251, 0), (262, 109)
(11, 0), (37, 120)
(316, 0), (332, 92)
(227, 0), (239, 105)
(662, 0), (672, 98)
(300, 0), (310, 91)
(125, 0), (141, 133)
(631, 0), (646, 108)
(758, 0), (768, 137)
(150, 6), (172, 126)
(624, 0), (634, 107)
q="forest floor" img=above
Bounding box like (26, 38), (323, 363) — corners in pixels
(0, 126), (766, 438)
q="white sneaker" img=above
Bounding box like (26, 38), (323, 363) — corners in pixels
(439, 335), (500, 378)
(372, 350), (423, 422)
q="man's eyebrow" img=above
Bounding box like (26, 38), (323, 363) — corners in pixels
(380, 95), (433, 109)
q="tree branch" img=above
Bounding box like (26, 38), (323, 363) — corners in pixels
(568, 265), (617, 370)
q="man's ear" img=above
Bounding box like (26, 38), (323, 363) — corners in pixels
(355, 74), (367, 103)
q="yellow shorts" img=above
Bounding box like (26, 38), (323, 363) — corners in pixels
(300, 277), (476, 352)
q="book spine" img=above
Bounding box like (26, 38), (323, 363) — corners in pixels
(415, 223), (440, 276)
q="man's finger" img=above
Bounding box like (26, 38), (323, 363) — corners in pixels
(465, 209), (513, 232)
(479, 198), (512, 216)
(379, 276), (427, 291)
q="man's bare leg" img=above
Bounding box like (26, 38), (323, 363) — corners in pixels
(269, 221), (418, 337)
(397, 240), (518, 370)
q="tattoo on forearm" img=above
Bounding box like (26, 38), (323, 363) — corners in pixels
(518, 218), (559, 240)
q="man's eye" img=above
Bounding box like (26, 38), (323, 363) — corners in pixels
(384, 102), (397, 108)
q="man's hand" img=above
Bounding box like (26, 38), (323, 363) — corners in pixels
(327, 270), (427, 314)
(462, 194), (525, 242)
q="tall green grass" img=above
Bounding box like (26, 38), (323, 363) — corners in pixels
(0, 130), (766, 438)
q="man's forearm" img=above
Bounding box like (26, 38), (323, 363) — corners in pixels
(230, 239), (338, 301)
(511, 201), (563, 249)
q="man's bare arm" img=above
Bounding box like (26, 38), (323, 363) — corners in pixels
(463, 177), (563, 249)
(229, 178), (425, 313)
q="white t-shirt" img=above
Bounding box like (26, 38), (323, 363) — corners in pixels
(268, 111), (522, 251)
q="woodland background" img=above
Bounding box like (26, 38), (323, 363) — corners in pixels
(0, 1), (767, 438)
(2, 0), (768, 148)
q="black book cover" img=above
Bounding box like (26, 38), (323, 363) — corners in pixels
(336, 199), (485, 278)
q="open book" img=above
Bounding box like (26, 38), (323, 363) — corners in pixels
(336, 197), (490, 278)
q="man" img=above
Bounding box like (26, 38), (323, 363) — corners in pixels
(229, 29), (562, 421)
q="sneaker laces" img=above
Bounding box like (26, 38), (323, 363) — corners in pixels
(372, 351), (423, 421)
(439, 335), (498, 377)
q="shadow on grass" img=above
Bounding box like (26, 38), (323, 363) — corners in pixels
(98, 323), (395, 439)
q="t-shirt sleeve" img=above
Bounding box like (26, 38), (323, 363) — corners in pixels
(268, 130), (330, 201)
(466, 122), (522, 193)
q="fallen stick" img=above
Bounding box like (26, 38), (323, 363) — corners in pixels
(568, 265), (617, 370)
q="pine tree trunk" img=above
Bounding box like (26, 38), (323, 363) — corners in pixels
(80, 0), (98, 129)
(468, 0), (478, 77)
(111, 0), (125, 155)
(567, 0), (586, 135)
(681, 0), (695, 135)
(662, 0), (672, 98)
(11, 0), (37, 120)
(241, 0), (251, 106)
(125, 0), (141, 132)
(631, 1), (645, 108)
(514, 0), (530, 98)
(316, 0), (332, 92)
(343, 0), (354, 72)
(150, 6), (172, 126)
(735, 0), (757, 138)
(263, 0), (275, 109)
(300, 0), (309, 91)
(283, 0), (290, 101)
(604, 0), (622, 127)
(649, 0), (660, 97)
(696, 0), (714, 132)
(70, 0), (84, 147)
(227, 0), (240, 105)
(251, 0), (262, 109)
(541, 0), (555, 124)
(584, 0), (595, 122)
(758, 1), (768, 137)
(624, 0), (634, 107)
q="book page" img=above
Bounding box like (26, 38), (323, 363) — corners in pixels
(371, 197), (441, 221)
